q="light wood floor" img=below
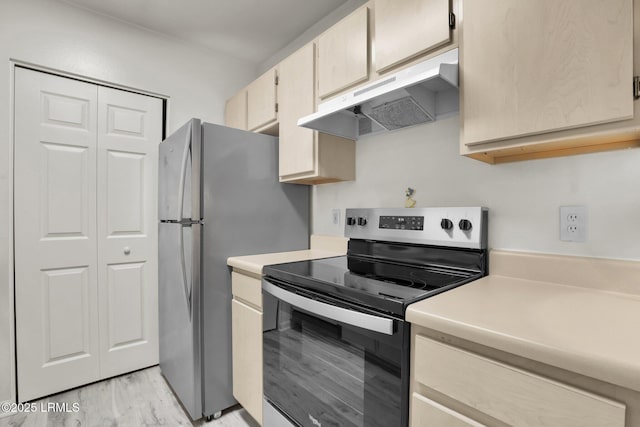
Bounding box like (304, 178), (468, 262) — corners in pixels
(0, 367), (259, 427)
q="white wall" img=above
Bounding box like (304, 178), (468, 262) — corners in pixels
(0, 0), (257, 405)
(257, 0), (367, 74)
(255, 0), (640, 262)
(314, 116), (640, 261)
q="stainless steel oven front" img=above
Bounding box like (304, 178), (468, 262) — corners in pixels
(262, 278), (409, 427)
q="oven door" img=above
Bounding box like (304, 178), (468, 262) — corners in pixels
(262, 278), (408, 427)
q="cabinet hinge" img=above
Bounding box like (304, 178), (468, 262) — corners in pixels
(275, 75), (279, 86)
(275, 103), (279, 113)
(449, 12), (456, 29)
(634, 76), (640, 99)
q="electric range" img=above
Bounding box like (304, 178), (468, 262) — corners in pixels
(262, 207), (488, 427)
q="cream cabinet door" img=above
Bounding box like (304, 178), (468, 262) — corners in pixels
(462, 0), (633, 146)
(231, 298), (263, 425)
(318, 6), (369, 99)
(225, 89), (247, 131)
(279, 43), (316, 178)
(14, 67), (100, 402)
(96, 86), (161, 379)
(374, 0), (451, 72)
(414, 335), (626, 427)
(278, 43), (357, 184)
(247, 68), (278, 131)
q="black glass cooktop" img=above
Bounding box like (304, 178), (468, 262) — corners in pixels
(263, 255), (482, 317)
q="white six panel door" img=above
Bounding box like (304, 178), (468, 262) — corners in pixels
(14, 68), (100, 401)
(97, 86), (161, 378)
(14, 68), (162, 401)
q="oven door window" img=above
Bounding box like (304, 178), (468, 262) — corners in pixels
(263, 285), (404, 427)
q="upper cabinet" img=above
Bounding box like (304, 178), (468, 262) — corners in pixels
(461, 0), (637, 163)
(247, 68), (278, 133)
(279, 44), (316, 178)
(317, 6), (369, 99)
(224, 89), (247, 131)
(374, 0), (452, 73)
(225, 0), (467, 183)
(316, 0), (459, 100)
(279, 43), (355, 184)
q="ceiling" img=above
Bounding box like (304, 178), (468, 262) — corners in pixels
(59, 0), (347, 64)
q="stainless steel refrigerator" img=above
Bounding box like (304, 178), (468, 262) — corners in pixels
(158, 119), (309, 421)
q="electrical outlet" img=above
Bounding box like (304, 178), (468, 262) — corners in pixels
(331, 209), (340, 225)
(560, 206), (587, 242)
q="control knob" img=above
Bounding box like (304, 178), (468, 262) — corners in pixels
(458, 219), (473, 231)
(357, 217), (367, 226)
(440, 218), (453, 230)
(346, 217), (356, 226)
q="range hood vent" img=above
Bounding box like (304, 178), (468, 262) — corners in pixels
(298, 48), (459, 140)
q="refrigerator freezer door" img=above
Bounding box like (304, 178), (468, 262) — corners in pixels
(200, 123), (310, 418)
(158, 222), (202, 419)
(159, 118), (202, 221)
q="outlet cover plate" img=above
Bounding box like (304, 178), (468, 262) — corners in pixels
(560, 206), (587, 242)
(331, 209), (340, 225)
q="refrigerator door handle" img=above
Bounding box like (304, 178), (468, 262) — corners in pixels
(191, 222), (201, 326)
(180, 223), (192, 318)
(177, 121), (192, 221)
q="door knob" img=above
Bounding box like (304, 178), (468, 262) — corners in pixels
(124, 247), (131, 255)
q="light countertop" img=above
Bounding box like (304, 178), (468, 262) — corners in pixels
(227, 249), (343, 276)
(407, 250), (640, 393)
(227, 234), (347, 276)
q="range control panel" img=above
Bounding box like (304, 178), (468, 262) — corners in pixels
(345, 207), (488, 249)
(379, 215), (424, 230)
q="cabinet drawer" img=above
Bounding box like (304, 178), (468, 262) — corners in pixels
(231, 271), (262, 309)
(412, 393), (485, 427)
(414, 335), (625, 427)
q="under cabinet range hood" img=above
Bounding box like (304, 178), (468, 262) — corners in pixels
(298, 48), (459, 140)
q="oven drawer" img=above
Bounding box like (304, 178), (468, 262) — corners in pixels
(414, 335), (625, 427)
(411, 393), (485, 427)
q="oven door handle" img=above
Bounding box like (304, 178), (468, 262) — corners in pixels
(262, 280), (394, 335)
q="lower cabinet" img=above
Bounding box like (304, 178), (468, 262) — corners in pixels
(412, 393), (485, 427)
(231, 271), (263, 425)
(411, 332), (627, 427)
